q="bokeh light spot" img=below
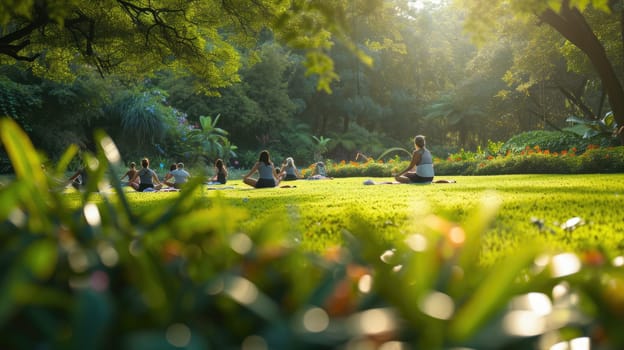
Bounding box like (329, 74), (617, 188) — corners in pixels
(100, 136), (121, 164)
(165, 323), (191, 348)
(97, 242), (119, 267)
(503, 310), (545, 336)
(230, 233), (253, 255)
(242, 335), (267, 350)
(449, 226), (465, 246)
(302, 307), (329, 333)
(511, 293), (552, 316)
(8, 209), (26, 227)
(68, 250), (89, 273)
(380, 249), (396, 264)
(350, 308), (397, 335)
(405, 234), (428, 252)
(379, 341), (406, 350)
(83, 203), (101, 226)
(419, 291), (454, 320)
(569, 337), (590, 350)
(358, 274), (373, 293)
(226, 277), (258, 305)
(550, 253), (581, 278)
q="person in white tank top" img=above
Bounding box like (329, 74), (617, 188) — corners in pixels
(395, 135), (435, 184)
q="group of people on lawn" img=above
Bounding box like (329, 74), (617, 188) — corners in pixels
(240, 134), (436, 188)
(118, 158), (193, 192)
(71, 134), (437, 191)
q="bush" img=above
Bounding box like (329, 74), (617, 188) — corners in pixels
(433, 146), (624, 176)
(501, 130), (619, 155)
(577, 147), (624, 173)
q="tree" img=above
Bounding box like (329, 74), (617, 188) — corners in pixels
(460, 0), (624, 143)
(0, 0), (379, 93)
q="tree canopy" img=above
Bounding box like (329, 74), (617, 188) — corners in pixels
(459, 0), (624, 142)
(0, 0), (378, 93)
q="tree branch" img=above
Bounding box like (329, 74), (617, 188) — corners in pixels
(0, 20), (46, 61)
(556, 84), (596, 119)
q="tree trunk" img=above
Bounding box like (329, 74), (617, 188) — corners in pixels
(540, 1), (624, 143)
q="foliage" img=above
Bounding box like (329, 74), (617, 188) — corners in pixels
(0, 76), (41, 131)
(501, 130), (601, 154)
(319, 144), (624, 177)
(566, 111), (619, 140)
(181, 114), (236, 165)
(0, 0), (381, 93)
(3, 118), (624, 349)
(434, 145), (624, 175)
(112, 90), (171, 147)
(459, 0), (624, 143)
(311, 135), (331, 161)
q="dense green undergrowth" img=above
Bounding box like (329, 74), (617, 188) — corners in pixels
(308, 145), (624, 178)
(3, 118), (624, 349)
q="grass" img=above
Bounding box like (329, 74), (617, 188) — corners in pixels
(74, 173), (624, 265)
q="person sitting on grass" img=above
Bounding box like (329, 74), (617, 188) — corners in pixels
(209, 158), (228, 184)
(162, 163), (177, 187)
(243, 150), (280, 188)
(280, 157), (302, 181)
(169, 162), (191, 189)
(307, 161), (333, 180)
(67, 166), (89, 191)
(131, 157), (163, 192)
(395, 135), (434, 184)
(120, 161), (139, 190)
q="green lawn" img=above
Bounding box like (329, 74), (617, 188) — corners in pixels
(120, 174), (624, 264)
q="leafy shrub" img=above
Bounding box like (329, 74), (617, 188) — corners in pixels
(323, 160), (394, 178)
(433, 146), (624, 175)
(501, 130), (618, 154)
(577, 147), (624, 173)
